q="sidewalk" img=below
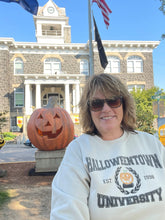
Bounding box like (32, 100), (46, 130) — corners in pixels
(0, 143), (37, 163)
(0, 143), (54, 220)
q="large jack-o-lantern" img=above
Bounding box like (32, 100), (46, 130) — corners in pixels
(27, 99), (74, 151)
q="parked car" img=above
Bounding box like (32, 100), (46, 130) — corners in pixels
(24, 139), (35, 148)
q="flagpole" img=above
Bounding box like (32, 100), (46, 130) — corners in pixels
(88, 0), (94, 76)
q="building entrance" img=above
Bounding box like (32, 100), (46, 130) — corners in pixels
(42, 93), (64, 108)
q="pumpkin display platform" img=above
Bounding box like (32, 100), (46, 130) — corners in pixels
(27, 99), (74, 151)
(35, 149), (65, 172)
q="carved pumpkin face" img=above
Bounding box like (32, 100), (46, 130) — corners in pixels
(27, 107), (74, 151)
(120, 172), (133, 185)
(35, 110), (63, 138)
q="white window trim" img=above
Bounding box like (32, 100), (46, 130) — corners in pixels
(80, 59), (89, 75)
(14, 88), (24, 108)
(127, 56), (143, 73)
(14, 57), (24, 75)
(128, 84), (145, 92)
(104, 56), (120, 73)
(44, 58), (61, 75)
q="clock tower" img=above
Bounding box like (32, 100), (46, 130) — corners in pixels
(33, 0), (71, 44)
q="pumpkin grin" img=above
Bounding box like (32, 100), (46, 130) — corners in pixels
(36, 126), (63, 139)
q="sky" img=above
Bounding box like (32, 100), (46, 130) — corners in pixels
(0, 0), (165, 91)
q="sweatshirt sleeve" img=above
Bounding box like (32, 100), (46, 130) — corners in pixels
(152, 134), (165, 167)
(50, 139), (90, 220)
(158, 138), (165, 167)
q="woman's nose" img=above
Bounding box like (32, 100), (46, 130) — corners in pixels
(102, 102), (112, 111)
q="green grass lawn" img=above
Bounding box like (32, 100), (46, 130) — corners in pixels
(0, 190), (10, 207)
(3, 132), (17, 141)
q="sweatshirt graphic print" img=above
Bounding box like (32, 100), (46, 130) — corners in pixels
(51, 131), (165, 220)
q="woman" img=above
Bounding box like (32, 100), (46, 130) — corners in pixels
(50, 73), (165, 220)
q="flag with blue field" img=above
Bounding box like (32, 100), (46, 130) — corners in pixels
(0, 0), (38, 15)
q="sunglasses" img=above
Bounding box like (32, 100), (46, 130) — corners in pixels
(88, 96), (123, 112)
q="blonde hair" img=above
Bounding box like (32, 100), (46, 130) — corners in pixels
(79, 73), (136, 135)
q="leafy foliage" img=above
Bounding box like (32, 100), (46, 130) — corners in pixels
(3, 132), (17, 141)
(131, 87), (160, 134)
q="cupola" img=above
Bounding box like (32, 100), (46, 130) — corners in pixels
(33, 0), (71, 44)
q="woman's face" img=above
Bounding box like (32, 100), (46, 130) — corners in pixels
(90, 91), (124, 140)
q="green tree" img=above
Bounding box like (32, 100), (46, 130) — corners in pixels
(131, 87), (160, 134)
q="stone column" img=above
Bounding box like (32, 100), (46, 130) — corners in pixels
(25, 83), (31, 115)
(37, 23), (42, 37)
(75, 83), (80, 113)
(36, 84), (41, 109)
(72, 88), (76, 113)
(65, 83), (70, 113)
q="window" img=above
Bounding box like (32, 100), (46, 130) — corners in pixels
(44, 58), (61, 74)
(14, 57), (23, 74)
(128, 84), (145, 92)
(14, 88), (24, 107)
(104, 56), (120, 73)
(42, 24), (61, 36)
(80, 59), (89, 75)
(127, 56), (143, 73)
(42, 93), (64, 108)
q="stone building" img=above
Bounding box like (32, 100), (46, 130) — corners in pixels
(0, 0), (160, 134)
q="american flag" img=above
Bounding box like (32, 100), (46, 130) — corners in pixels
(92, 0), (112, 29)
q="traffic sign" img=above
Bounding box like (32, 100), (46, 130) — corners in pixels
(151, 95), (165, 100)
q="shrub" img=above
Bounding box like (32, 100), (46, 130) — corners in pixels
(3, 132), (17, 141)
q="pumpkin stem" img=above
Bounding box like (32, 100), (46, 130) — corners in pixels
(45, 97), (59, 109)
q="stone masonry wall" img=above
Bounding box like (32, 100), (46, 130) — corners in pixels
(93, 51), (154, 89)
(0, 49), (11, 131)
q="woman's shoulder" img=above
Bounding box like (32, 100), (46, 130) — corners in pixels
(135, 130), (152, 136)
(135, 130), (155, 137)
(132, 130), (160, 143)
(66, 133), (92, 150)
(75, 133), (92, 141)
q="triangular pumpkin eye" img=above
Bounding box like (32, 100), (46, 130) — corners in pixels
(54, 114), (60, 119)
(38, 114), (43, 119)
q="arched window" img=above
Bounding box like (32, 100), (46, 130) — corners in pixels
(80, 59), (89, 75)
(44, 58), (61, 74)
(104, 56), (120, 73)
(127, 56), (143, 73)
(14, 57), (24, 74)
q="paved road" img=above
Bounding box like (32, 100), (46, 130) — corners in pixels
(0, 143), (37, 163)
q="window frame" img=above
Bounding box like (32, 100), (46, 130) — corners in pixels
(127, 56), (143, 73)
(42, 93), (64, 108)
(128, 84), (145, 92)
(14, 88), (24, 108)
(14, 57), (24, 75)
(44, 58), (61, 75)
(80, 59), (89, 75)
(104, 56), (120, 73)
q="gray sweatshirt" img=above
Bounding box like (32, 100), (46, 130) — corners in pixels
(50, 131), (165, 220)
